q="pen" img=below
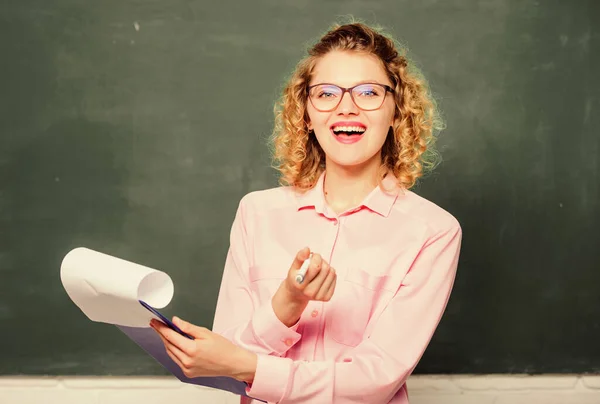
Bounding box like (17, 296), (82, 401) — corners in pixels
(295, 253), (313, 284)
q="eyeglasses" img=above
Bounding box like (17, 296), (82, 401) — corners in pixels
(307, 82), (394, 112)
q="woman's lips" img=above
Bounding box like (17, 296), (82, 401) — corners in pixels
(330, 128), (364, 144)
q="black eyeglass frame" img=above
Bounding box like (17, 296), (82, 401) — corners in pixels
(307, 82), (395, 112)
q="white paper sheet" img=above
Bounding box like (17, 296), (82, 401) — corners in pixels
(60, 247), (174, 327)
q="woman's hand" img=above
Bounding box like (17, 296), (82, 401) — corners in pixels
(272, 247), (337, 327)
(284, 247), (337, 303)
(150, 317), (257, 383)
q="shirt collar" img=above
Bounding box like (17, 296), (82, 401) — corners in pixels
(295, 171), (401, 217)
(295, 171), (328, 215)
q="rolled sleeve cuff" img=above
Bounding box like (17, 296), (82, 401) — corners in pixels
(251, 301), (301, 355)
(246, 354), (292, 403)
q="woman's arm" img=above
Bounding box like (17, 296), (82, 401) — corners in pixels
(242, 222), (462, 404)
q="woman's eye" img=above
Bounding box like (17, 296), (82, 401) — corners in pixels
(359, 89), (378, 97)
(354, 84), (382, 97)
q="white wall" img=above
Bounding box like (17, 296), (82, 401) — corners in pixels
(1, 375), (599, 403)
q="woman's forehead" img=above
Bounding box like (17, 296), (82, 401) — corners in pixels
(310, 50), (390, 87)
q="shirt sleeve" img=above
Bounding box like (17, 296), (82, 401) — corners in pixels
(245, 221), (462, 404)
(211, 195), (301, 356)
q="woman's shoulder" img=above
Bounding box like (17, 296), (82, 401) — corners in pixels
(394, 189), (461, 234)
(237, 183), (299, 215)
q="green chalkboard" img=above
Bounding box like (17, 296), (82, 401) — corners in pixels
(1, 0), (598, 376)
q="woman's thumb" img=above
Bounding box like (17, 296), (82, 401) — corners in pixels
(173, 316), (192, 333)
(290, 246), (311, 271)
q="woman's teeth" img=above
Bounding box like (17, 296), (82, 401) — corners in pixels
(332, 126), (366, 134)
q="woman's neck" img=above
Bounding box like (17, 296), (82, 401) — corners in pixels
(322, 158), (381, 215)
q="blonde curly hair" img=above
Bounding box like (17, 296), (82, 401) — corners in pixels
(268, 21), (444, 193)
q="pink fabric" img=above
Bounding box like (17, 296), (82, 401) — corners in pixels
(212, 172), (462, 403)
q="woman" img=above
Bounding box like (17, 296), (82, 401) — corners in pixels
(151, 21), (462, 404)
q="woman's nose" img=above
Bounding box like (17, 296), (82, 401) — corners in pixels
(337, 92), (359, 115)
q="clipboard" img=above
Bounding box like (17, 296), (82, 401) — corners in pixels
(60, 247), (264, 402)
(117, 323), (253, 398)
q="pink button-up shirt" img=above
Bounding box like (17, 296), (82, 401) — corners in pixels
(212, 172), (462, 404)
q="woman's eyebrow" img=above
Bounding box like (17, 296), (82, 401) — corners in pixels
(353, 79), (388, 85)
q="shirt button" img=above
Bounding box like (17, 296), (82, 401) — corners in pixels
(311, 310), (319, 317)
(284, 338), (293, 346)
(333, 219), (338, 225)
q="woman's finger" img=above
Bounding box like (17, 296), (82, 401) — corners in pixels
(165, 344), (185, 370)
(152, 320), (195, 353)
(310, 260), (330, 286)
(304, 261), (330, 299)
(154, 326), (187, 366)
(315, 266), (336, 301)
(302, 253), (323, 285)
(309, 261), (331, 298)
(323, 274), (337, 301)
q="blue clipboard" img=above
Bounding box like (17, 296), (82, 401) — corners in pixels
(139, 300), (194, 339)
(115, 301), (264, 402)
